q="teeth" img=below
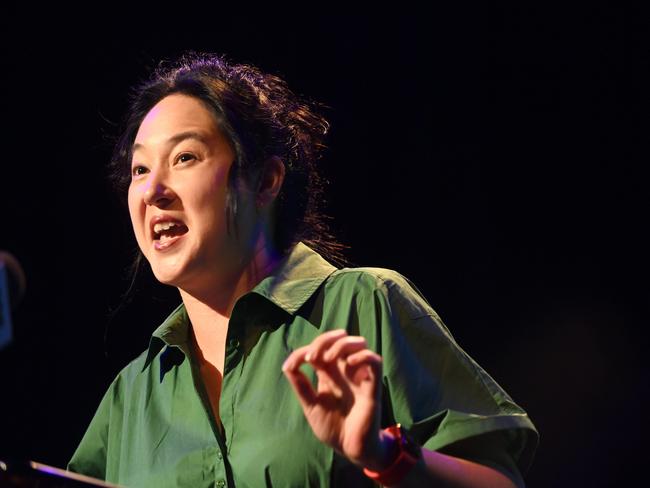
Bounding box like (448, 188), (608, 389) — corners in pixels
(153, 221), (179, 234)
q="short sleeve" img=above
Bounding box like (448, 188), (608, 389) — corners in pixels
(353, 269), (538, 477)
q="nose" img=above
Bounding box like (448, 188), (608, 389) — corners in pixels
(142, 171), (176, 207)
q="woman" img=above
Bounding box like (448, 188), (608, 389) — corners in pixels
(68, 53), (538, 487)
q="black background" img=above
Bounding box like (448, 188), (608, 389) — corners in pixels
(1, 7), (647, 487)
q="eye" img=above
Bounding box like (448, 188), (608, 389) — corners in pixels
(175, 152), (197, 165)
(131, 165), (148, 178)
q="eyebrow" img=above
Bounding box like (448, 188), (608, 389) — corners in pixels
(132, 131), (210, 154)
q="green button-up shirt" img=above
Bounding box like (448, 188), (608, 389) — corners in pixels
(68, 242), (537, 487)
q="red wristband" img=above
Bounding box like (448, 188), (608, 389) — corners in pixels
(363, 424), (420, 486)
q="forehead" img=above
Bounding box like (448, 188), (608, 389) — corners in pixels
(134, 94), (220, 146)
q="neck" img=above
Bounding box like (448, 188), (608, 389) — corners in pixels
(179, 237), (281, 330)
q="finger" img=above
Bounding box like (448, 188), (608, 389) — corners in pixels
(346, 349), (382, 369)
(310, 350), (356, 400)
(282, 345), (311, 372)
(283, 359), (318, 407)
(313, 363), (348, 398)
(346, 349), (382, 388)
(283, 341), (348, 400)
(321, 336), (367, 363)
(304, 329), (348, 363)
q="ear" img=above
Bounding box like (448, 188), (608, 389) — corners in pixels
(255, 156), (286, 208)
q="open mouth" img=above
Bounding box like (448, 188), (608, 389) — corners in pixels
(152, 221), (189, 249)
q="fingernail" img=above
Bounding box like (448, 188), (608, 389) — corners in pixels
(305, 352), (312, 362)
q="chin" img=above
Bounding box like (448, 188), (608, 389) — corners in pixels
(151, 271), (182, 287)
(148, 260), (187, 287)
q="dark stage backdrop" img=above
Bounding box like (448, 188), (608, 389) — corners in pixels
(0, 8), (647, 487)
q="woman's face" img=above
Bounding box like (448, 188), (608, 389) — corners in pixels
(128, 93), (247, 290)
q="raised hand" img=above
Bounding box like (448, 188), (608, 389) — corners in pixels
(282, 329), (387, 469)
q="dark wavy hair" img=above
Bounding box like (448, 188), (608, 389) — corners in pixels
(109, 52), (347, 291)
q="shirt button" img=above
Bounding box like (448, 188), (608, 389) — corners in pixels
(217, 451), (223, 460)
(216, 480), (226, 488)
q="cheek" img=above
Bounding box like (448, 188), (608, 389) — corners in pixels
(192, 175), (231, 215)
(127, 189), (145, 236)
(210, 166), (231, 197)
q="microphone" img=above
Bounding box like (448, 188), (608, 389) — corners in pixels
(0, 251), (26, 350)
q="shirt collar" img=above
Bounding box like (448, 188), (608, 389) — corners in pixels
(250, 241), (338, 314)
(142, 242), (337, 371)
